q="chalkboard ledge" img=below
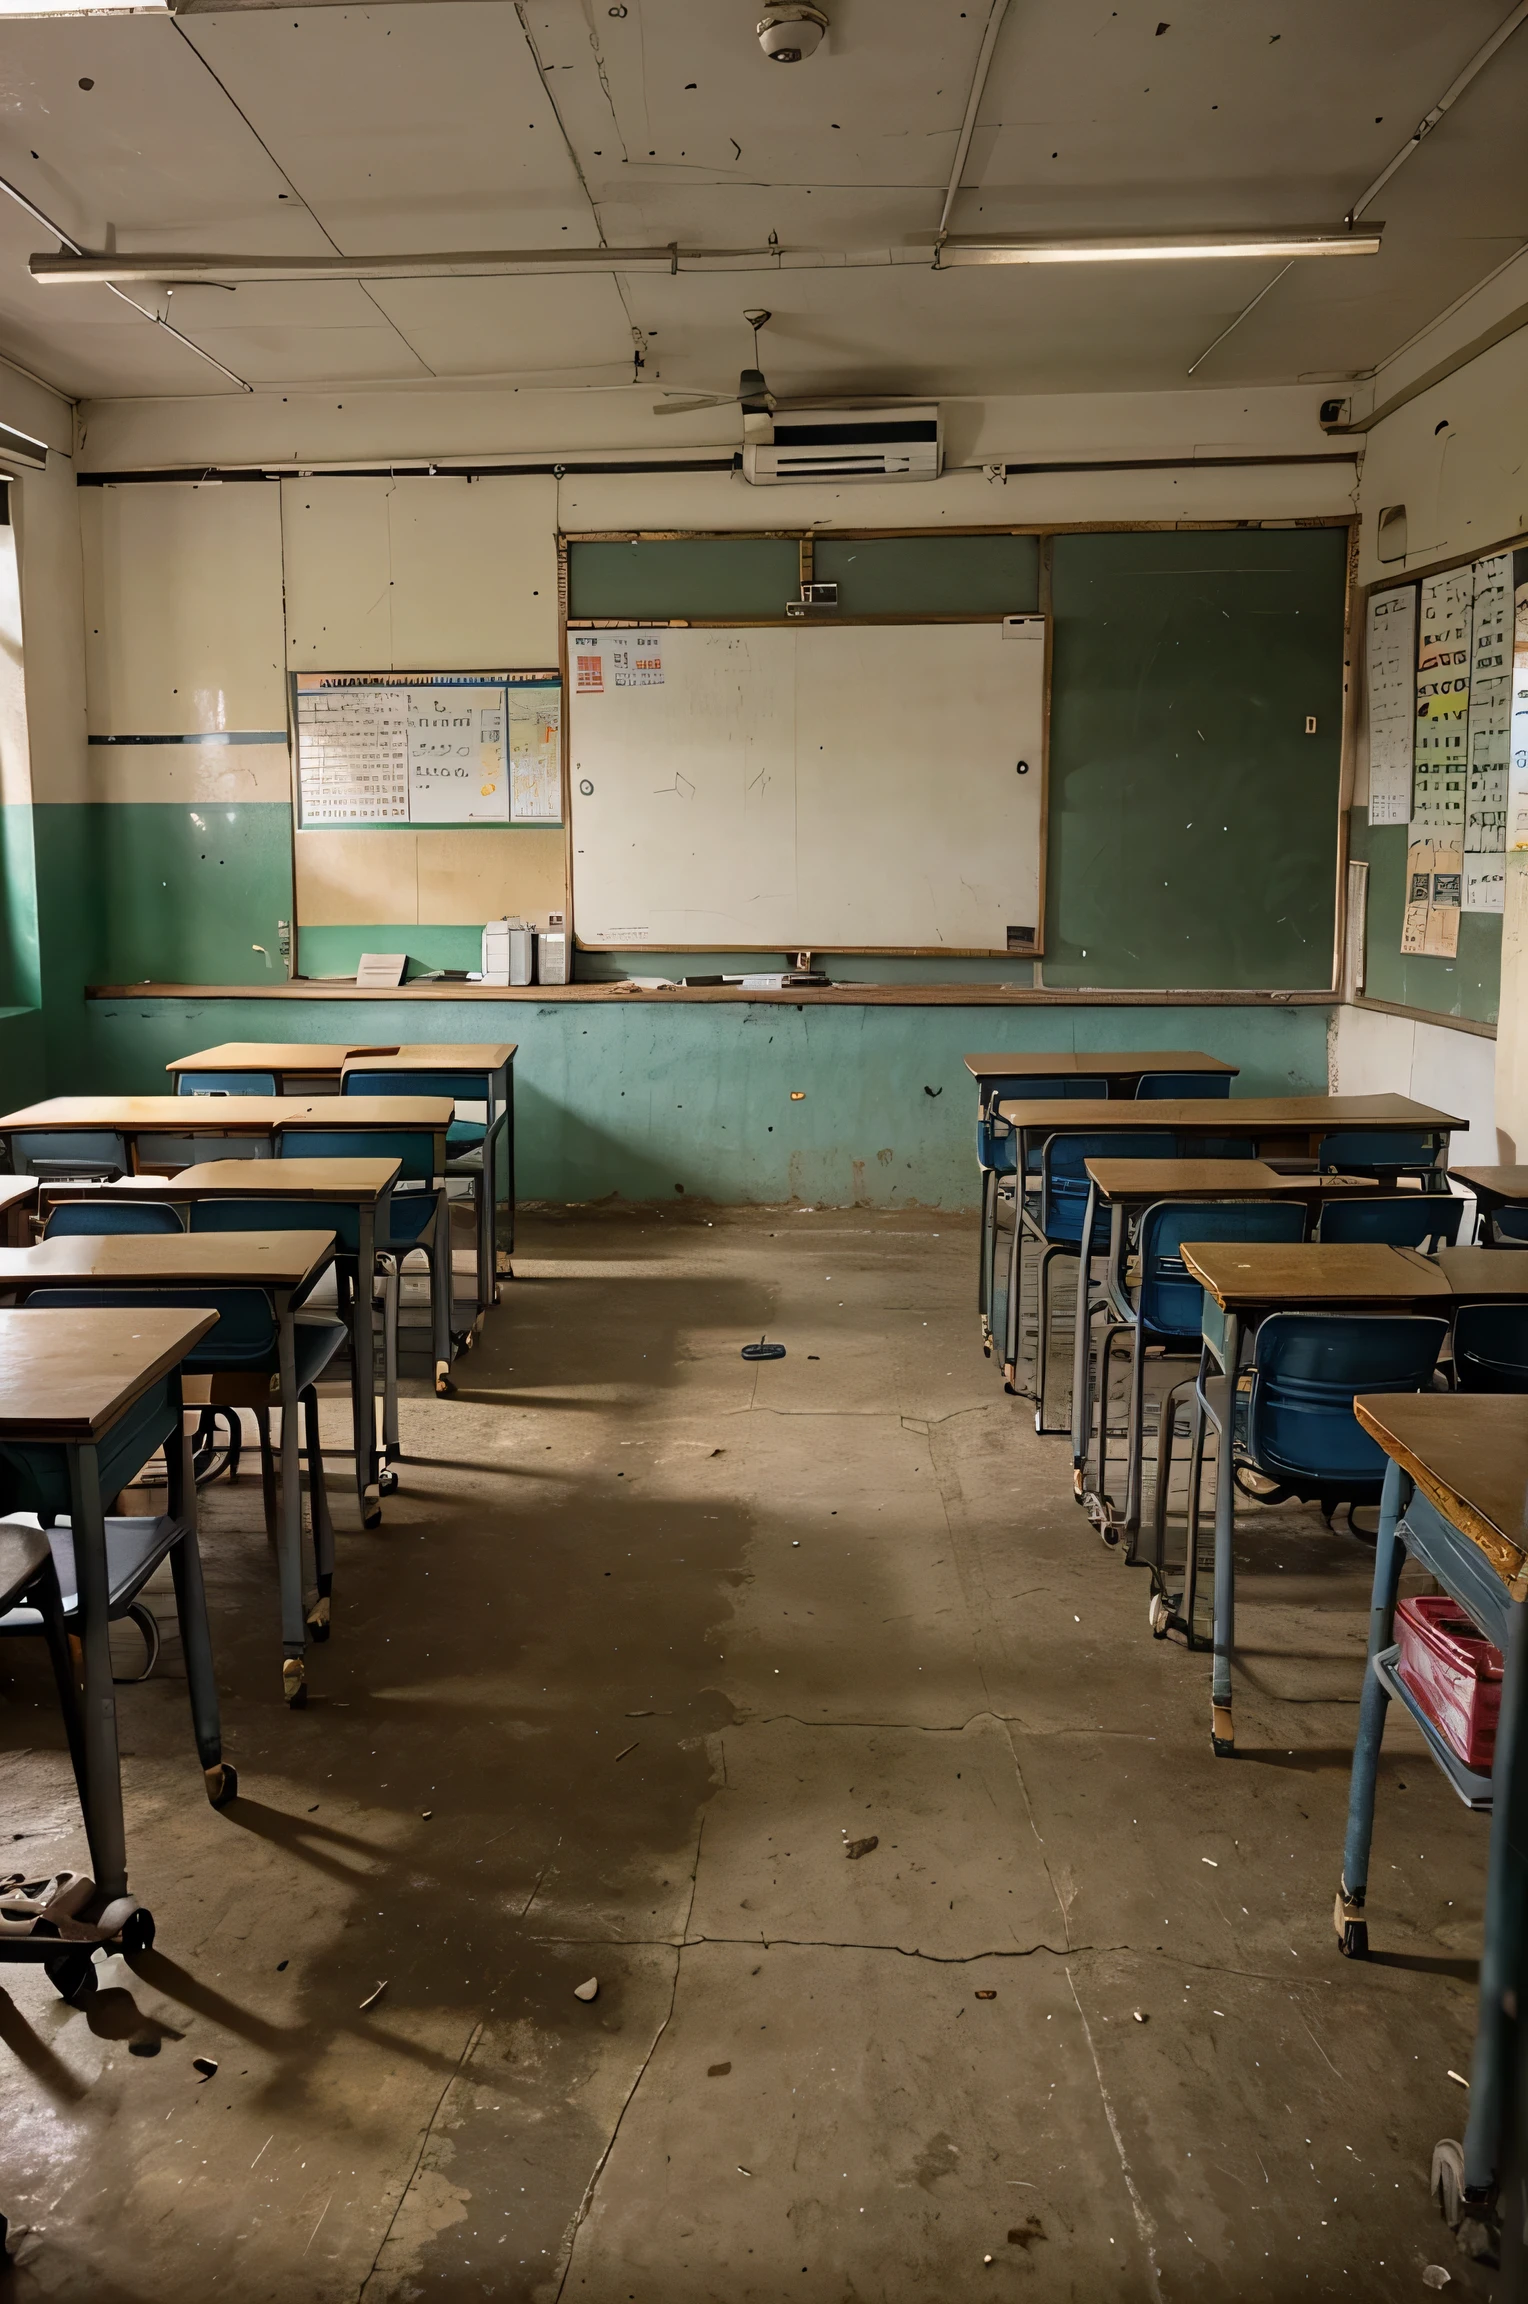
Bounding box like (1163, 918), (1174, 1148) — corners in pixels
(86, 981), (1337, 1009)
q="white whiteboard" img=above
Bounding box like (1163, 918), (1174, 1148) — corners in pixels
(567, 621), (1046, 950)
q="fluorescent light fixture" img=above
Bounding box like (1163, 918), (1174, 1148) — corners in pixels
(0, 0), (166, 13)
(29, 244), (771, 286)
(936, 230), (1382, 266)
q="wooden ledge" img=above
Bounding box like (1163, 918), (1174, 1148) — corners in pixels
(87, 982), (1337, 1009)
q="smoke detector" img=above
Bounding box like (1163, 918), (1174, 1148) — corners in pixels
(757, 1), (827, 61)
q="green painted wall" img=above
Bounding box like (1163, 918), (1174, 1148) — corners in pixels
(71, 993), (1329, 1208)
(1347, 810), (1501, 1026)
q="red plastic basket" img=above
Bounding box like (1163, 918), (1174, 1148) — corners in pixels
(1395, 1595), (1503, 1771)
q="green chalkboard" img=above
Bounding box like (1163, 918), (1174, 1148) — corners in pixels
(568, 537), (799, 622)
(1044, 528), (1348, 990)
(812, 533), (1039, 615)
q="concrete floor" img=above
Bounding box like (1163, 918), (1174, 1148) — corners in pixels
(0, 1206), (1498, 2302)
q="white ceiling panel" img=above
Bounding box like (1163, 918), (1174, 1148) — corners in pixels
(178, 4), (596, 250)
(366, 271), (634, 381)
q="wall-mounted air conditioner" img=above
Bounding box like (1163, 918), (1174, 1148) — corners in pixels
(741, 405), (941, 485)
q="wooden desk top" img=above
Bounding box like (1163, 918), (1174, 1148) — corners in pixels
(0, 1232), (334, 1290)
(1085, 1159), (1292, 1200)
(998, 1092), (1463, 1132)
(167, 1043), (398, 1074)
(0, 1306), (218, 1439)
(1426, 1248), (1528, 1302)
(169, 1158), (400, 1202)
(0, 1178), (37, 1214)
(343, 1043), (515, 1072)
(277, 1097), (453, 1129)
(1450, 1167), (1528, 1201)
(1181, 1240), (1454, 1309)
(965, 1049), (1236, 1080)
(1354, 1394), (1528, 1594)
(0, 1096), (284, 1130)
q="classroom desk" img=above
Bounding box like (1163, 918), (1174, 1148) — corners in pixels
(342, 1043), (517, 1292)
(0, 1233), (337, 1701)
(1450, 1167), (1528, 1245)
(994, 1093), (1464, 1387)
(966, 1048), (1238, 1094)
(0, 1095), (452, 1178)
(0, 1305), (228, 1924)
(0, 1175), (36, 1245)
(1068, 1161), (1382, 1541)
(165, 1159), (398, 1520)
(1338, 1394), (1528, 2247)
(168, 1043), (398, 1092)
(1173, 1240), (1455, 1752)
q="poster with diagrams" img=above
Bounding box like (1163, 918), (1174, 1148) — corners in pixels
(1365, 586), (1417, 826)
(1508, 559), (1528, 854)
(1464, 553), (1512, 910)
(293, 671), (562, 828)
(1412, 567), (1472, 839)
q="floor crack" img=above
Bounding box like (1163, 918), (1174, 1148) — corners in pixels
(357, 2017), (485, 2301)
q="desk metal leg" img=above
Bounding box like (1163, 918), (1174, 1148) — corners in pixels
(63, 1442), (129, 1903)
(277, 1319), (308, 1707)
(1335, 1457), (1406, 1959)
(1462, 1603), (1528, 2202)
(500, 1073), (516, 1270)
(1002, 1152), (1027, 1392)
(355, 1209), (381, 1527)
(978, 1163), (994, 1329)
(432, 1186), (453, 1395)
(164, 1383), (237, 1808)
(1210, 1311), (1240, 1755)
(1069, 1183), (1100, 1477)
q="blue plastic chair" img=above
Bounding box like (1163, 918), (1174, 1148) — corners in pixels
(342, 1067), (507, 1329)
(1134, 1073), (1233, 1099)
(1318, 1129), (1447, 1184)
(45, 1201), (184, 1238)
(1019, 1129), (1175, 1427)
(980, 1076), (1107, 1358)
(175, 1072), (277, 1097)
(1102, 1200), (1306, 1566)
(23, 1285), (345, 1675)
(9, 1131), (129, 1183)
(1181, 1311), (1448, 1752)
(277, 1125), (452, 1396)
(1317, 1195), (1463, 1253)
(1452, 1303), (1528, 1392)
(1488, 1206), (1528, 1248)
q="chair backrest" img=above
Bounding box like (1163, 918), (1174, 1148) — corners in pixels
(277, 1126), (436, 1188)
(142, 1134), (271, 1166)
(9, 1130), (129, 1183)
(1135, 1072), (1232, 1099)
(23, 1285), (276, 1370)
(1136, 1199), (1306, 1340)
(44, 1200), (184, 1238)
(343, 1068), (480, 1103)
(1489, 1206), (1528, 1248)
(1452, 1303), (1528, 1393)
(1039, 1131), (1176, 1247)
(176, 1071), (277, 1096)
(1317, 1129), (1446, 1178)
(1182, 1135), (1261, 1160)
(977, 1075), (1109, 1171)
(1316, 1194), (1463, 1253)
(191, 1196), (362, 1256)
(1245, 1312), (1448, 1486)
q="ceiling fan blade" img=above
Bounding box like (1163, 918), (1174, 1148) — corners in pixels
(651, 393), (736, 415)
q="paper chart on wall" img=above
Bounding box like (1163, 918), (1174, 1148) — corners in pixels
(1463, 552), (1511, 910)
(1412, 568), (1472, 838)
(1400, 840), (1462, 958)
(508, 681), (561, 821)
(1365, 586), (1416, 826)
(293, 671), (562, 828)
(1510, 571), (1528, 853)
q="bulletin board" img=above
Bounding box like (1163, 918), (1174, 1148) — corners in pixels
(291, 670), (562, 830)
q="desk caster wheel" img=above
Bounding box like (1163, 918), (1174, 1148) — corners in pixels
(492, 1283), (503, 1306)
(207, 1762), (239, 1809)
(1430, 2140), (1499, 2259)
(44, 1947), (97, 2006)
(982, 1339), (992, 1358)
(1210, 1704), (1235, 1757)
(379, 1468), (399, 1497)
(306, 1600), (331, 1645)
(283, 1660), (308, 1709)
(1148, 1592), (1173, 1641)
(120, 1906), (155, 1956)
